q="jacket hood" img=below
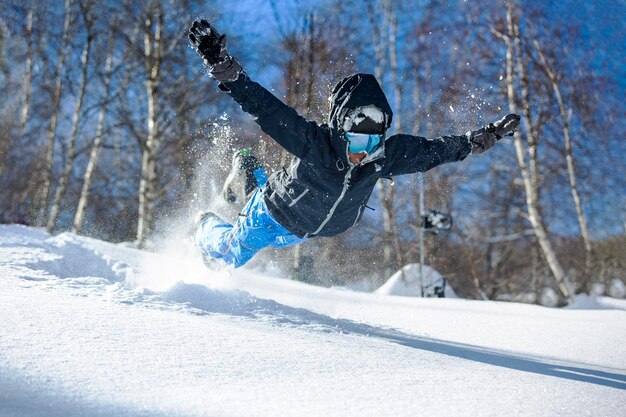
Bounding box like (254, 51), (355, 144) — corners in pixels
(327, 74), (393, 166)
(328, 73), (393, 133)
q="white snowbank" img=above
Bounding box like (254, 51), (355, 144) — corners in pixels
(568, 293), (626, 310)
(609, 278), (626, 298)
(375, 263), (457, 298)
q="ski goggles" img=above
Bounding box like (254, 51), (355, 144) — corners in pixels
(345, 132), (382, 154)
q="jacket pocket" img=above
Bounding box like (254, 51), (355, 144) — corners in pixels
(288, 188), (310, 207)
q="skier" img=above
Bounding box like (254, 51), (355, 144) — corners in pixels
(188, 20), (520, 268)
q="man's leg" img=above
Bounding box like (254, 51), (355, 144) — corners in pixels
(195, 190), (286, 268)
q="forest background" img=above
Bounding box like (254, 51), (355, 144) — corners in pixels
(1, 0), (624, 305)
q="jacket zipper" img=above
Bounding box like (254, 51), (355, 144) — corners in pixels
(288, 188), (310, 207)
(312, 166), (354, 235)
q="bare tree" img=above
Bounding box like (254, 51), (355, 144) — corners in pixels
(47, 0), (94, 232)
(19, 7), (34, 134)
(533, 38), (592, 291)
(35, 0), (73, 226)
(72, 31), (114, 234)
(0, 3), (42, 221)
(493, 3), (573, 303)
(365, 0), (387, 82)
(0, 17), (12, 178)
(383, 1), (407, 276)
(366, 0), (404, 281)
(291, 14), (317, 276)
(105, 0), (219, 245)
(134, 3), (164, 246)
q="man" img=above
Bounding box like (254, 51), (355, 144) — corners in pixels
(188, 20), (520, 268)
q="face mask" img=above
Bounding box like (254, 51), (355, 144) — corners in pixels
(345, 132), (382, 154)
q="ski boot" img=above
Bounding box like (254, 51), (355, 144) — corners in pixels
(194, 211), (218, 232)
(194, 211), (229, 270)
(222, 149), (266, 204)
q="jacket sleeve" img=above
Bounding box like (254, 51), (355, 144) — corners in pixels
(219, 72), (324, 161)
(383, 133), (473, 176)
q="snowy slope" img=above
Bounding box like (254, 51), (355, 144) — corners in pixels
(1, 224), (625, 417)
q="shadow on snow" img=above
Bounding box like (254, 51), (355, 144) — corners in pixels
(161, 281), (626, 391)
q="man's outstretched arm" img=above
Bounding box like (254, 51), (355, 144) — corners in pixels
(189, 20), (323, 161)
(384, 114), (521, 176)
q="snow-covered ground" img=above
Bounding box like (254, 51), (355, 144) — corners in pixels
(1, 224), (625, 417)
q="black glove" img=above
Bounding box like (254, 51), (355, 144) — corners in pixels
(469, 113), (520, 154)
(189, 20), (226, 66)
(188, 20), (242, 82)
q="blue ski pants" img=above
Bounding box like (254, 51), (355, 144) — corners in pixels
(195, 189), (306, 268)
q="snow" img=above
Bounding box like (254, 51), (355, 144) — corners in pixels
(375, 263), (457, 298)
(591, 280), (626, 299)
(609, 278), (626, 298)
(1, 224), (625, 417)
(541, 286), (561, 307)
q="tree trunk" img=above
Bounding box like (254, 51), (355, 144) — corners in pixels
(72, 33), (114, 234)
(48, 4), (93, 232)
(366, 0), (387, 83)
(533, 38), (593, 292)
(0, 19), (13, 177)
(303, 14), (315, 118)
(19, 8), (34, 133)
(36, 0), (73, 226)
(0, 19), (5, 146)
(412, 73), (420, 136)
(501, 4), (573, 303)
(369, 0), (403, 280)
(136, 5), (163, 247)
(385, 2), (402, 133)
(385, 3), (406, 275)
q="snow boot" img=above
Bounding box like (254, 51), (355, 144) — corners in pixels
(195, 211), (218, 232)
(194, 211), (229, 269)
(222, 149), (266, 204)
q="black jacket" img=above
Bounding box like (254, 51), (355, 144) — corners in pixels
(220, 73), (472, 238)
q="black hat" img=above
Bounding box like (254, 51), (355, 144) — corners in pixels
(343, 105), (387, 134)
